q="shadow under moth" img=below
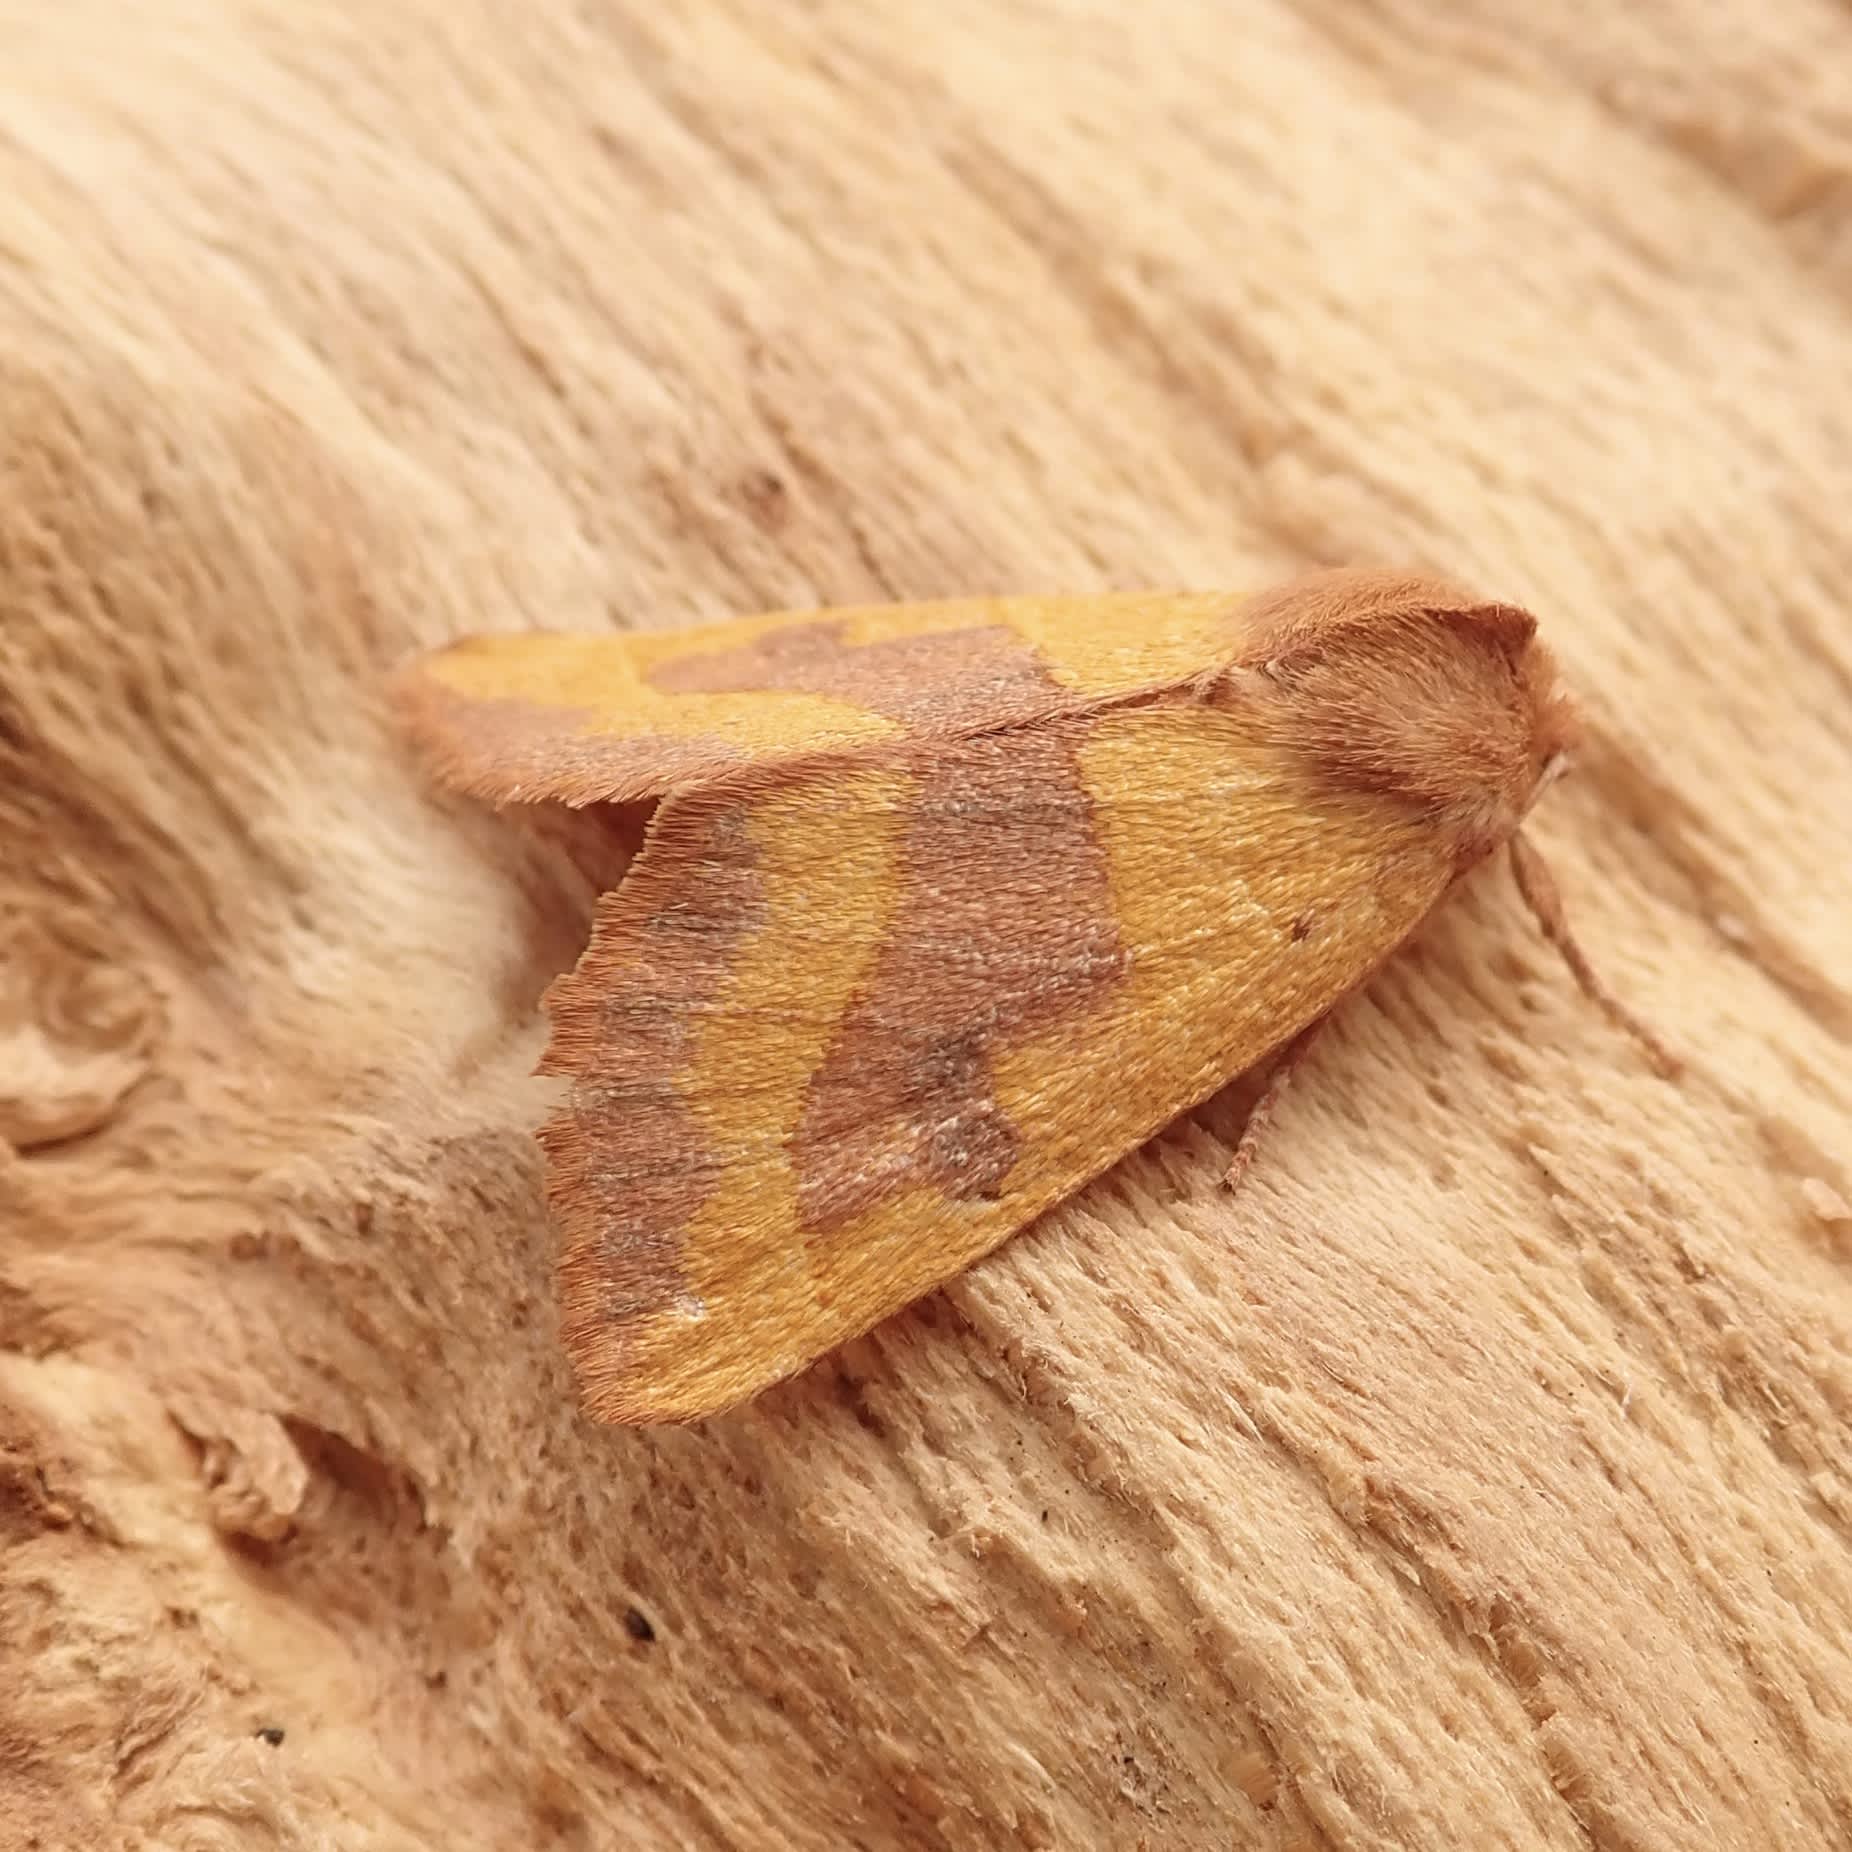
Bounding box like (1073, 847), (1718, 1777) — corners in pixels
(392, 567), (1667, 1424)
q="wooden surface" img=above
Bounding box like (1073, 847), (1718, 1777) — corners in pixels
(3, 4), (1851, 1847)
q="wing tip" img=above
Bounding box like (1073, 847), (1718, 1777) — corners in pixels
(385, 645), (544, 804)
(555, 1257), (758, 1428)
(543, 1096), (749, 1427)
(388, 643), (690, 808)
(553, 1234), (690, 1427)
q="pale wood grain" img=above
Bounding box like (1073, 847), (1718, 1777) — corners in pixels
(3, 3), (1851, 1847)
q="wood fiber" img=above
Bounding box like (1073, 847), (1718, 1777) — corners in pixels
(2, 2), (1850, 1846)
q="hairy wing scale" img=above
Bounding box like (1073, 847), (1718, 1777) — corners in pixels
(550, 700), (1453, 1421)
(396, 591), (1246, 806)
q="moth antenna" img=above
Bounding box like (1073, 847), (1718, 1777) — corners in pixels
(1508, 832), (1680, 1079)
(1224, 1016), (1329, 1189)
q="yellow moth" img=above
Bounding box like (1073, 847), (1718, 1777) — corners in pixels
(394, 568), (1664, 1423)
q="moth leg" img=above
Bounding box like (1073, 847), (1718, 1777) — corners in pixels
(1224, 1016), (1329, 1190)
(1508, 831), (1680, 1078)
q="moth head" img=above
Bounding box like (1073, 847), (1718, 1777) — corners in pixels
(1233, 568), (1580, 868)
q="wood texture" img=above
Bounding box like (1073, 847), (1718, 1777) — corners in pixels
(2, 2), (1850, 1846)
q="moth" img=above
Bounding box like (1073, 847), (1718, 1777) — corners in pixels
(394, 568), (1662, 1424)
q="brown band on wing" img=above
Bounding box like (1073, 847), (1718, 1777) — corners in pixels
(645, 617), (1069, 729)
(391, 674), (749, 807)
(792, 722), (1127, 1232)
(543, 803), (767, 1332)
